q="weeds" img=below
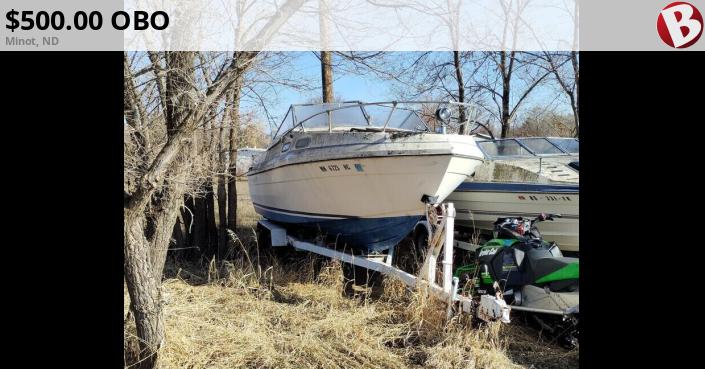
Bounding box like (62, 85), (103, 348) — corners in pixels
(124, 184), (577, 369)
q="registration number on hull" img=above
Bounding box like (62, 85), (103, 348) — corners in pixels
(517, 194), (574, 202)
(319, 162), (364, 173)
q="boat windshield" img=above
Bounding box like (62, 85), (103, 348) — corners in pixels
(478, 137), (579, 159)
(273, 102), (430, 140)
(478, 140), (533, 157)
(547, 138), (579, 154)
(518, 138), (565, 155)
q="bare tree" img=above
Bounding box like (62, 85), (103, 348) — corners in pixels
(542, 51), (579, 136)
(320, 52), (335, 102)
(318, 0), (335, 103)
(374, 51), (484, 133)
(513, 106), (575, 137)
(226, 52), (258, 241)
(217, 96), (230, 254)
(123, 2), (307, 368)
(318, 52), (398, 101)
(322, 49), (574, 139)
(223, 51), (314, 254)
(453, 51), (467, 133)
(473, 51), (555, 138)
(124, 51), (240, 368)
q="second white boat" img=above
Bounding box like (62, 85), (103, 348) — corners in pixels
(447, 137), (579, 253)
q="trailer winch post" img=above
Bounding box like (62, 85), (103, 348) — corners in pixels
(427, 253), (436, 283)
(443, 203), (455, 293)
(447, 276), (459, 320)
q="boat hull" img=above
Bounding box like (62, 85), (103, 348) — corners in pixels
(447, 182), (579, 252)
(254, 203), (422, 252)
(249, 152), (482, 252)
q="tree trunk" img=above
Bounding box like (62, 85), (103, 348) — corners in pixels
(189, 131), (207, 256)
(124, 6), (304, 366)
(453, 51), (466, 134)
(151, 166), (191, 280)
(226, 73), (243, 237)
(148, 51), (168, 117)
(500, 51), (513, 138)
(173, 212), (188, 250)
(225, 52), (257, 244)
(124, 211), (165, 369)
(217, 104), (229, 258)
(193, 196), (207, 253)
(205, 183), (218, 255)
(320, 51), (334, 103)
(319, 0), (333, 103)
(571, 51), (579, 137)
(124, 53), (150, 162)
(125, 51), (196, 367)
(203, 104), (218, 256)
(125, 154), (191, 368)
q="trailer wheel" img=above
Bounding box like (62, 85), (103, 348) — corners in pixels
(414, 229), (429, 256)
(393, 227), (429, 275)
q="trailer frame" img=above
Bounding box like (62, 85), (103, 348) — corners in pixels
(257, 202), (510, 322)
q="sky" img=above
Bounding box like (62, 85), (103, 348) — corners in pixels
(242, 52), (394, 119)
(240, 52), (573, 136)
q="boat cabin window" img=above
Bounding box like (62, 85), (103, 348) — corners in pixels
(547, 138), (579, 154)
(294, 137), (311, 149)
(517, 138), (564, 155)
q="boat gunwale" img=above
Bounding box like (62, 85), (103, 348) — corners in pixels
(453, 181), (579, 194)
(247, 152), (483, 176)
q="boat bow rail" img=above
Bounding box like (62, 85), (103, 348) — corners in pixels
(271, 101), (483, 143)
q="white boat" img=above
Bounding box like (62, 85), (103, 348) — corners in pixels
(446, 137), (579, 253)
(235, 148), (265, 176)
(247, 101), (485, 253)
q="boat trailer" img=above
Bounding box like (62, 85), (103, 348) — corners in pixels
(257, 203), (511, 323)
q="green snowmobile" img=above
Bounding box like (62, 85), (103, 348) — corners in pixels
(455, 213), (579, 347)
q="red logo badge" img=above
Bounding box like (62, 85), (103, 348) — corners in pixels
(657, 2), (703, 48)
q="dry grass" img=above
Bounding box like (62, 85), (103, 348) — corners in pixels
(125, 258), (527, 369)
(124, 181), (577, 369)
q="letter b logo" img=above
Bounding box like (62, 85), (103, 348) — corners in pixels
(657, 2), (703, 48)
